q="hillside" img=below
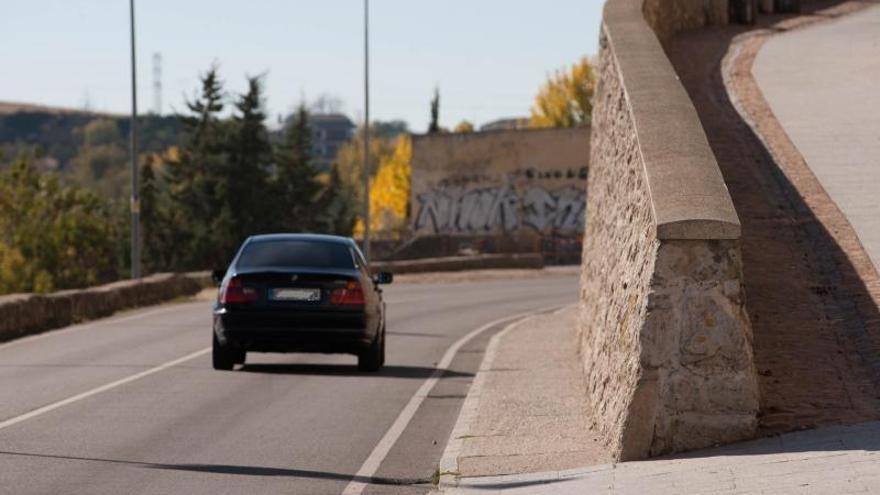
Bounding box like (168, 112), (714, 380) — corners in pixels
(0, 102), (180, 171)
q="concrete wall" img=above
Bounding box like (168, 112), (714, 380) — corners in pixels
(0, 272), (211, 343)
(410, 128), (589, 246)
(579, 0), (758, 460)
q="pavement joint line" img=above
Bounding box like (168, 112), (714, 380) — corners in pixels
(434, 304), (578, 492)
(0, 301), (202, 352)
(340, 304), (566, 495)
(0, 346), (211, 432)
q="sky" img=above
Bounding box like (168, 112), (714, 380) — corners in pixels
(1, 1), (602, 132)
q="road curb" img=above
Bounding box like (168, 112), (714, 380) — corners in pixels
(435, 305), (575, 492)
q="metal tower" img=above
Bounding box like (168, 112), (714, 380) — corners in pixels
(152, 52), (162, 115)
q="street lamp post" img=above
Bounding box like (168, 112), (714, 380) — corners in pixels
(129, 0), (141, 279)
(363, 0), (371, 262)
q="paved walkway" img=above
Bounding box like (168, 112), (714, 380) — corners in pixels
(438, 306), (608, 485)
(445, 421), (880, 494)
(753, 4), (880, 271)
(437, 306), (880, 494)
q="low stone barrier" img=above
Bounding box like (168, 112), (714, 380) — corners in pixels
(0, 272), (212, 343)
(578, 0), (759, 461)
(372, 254), (544, 275)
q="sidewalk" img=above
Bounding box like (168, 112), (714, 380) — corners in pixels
(445, 421), (880, 494)
(437, 306), (609, 485)
(436, 308), (880, 494)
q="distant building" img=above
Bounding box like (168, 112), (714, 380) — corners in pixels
(479, 117), (530, 132)
(308, 114), (355, 170)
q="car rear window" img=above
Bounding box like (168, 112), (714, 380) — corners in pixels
(236, 240), (355, 269)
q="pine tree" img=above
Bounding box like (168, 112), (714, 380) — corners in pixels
(428, 88), (440, 133)
(226, 75), (272, 247)
(274, 104), (321, 232)
(165, 66), (229, 269)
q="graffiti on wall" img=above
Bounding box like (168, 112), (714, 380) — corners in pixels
(414, 167), (587, 235)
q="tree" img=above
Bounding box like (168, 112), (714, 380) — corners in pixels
(454, 120), (475, 133)
(530, 57), (595, 128)
(0, 156), (120, 294)
(309, 94), (345, 114)
(428, 88), (440, 133)
(139, 155), (167, 274)
(354, 135), (412, 239)
(163, 65), (231, 270)
(274, 104), (322, 232)
(69, 119), (128, 200)
(334, 128), (396, 210)
(315, 164), (358, 236)
(226, 75), (273, 247)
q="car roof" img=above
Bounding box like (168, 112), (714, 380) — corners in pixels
(246, 233), (355, 246)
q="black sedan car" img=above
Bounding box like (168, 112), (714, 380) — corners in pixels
(211, 234), (392, 372)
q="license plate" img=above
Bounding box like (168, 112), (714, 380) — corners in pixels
(269, 288), (321, 302)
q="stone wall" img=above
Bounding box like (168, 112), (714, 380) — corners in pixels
(0, 272), (211, 343)
(579, 0), (758, 460)
(643, 0), (729, 41)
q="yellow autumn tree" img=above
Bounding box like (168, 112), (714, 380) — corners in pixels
(530, 56), (595, 128)
(454, 120), (475, 133)
(353, 135), (412, 240)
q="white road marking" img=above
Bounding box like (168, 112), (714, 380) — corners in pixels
(0, 302), (204, 352)
(340, 305), (563, 495)
(0, 347), (211, 432)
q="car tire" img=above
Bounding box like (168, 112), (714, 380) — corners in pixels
(212, 333), (236, 371)
(234, 350), (247, 365)
(358, 326), (385, 372)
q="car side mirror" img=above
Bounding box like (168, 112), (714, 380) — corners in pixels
(374, 272), (393, 285)
(211, 269), (226, 286)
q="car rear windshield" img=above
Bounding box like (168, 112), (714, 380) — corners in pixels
(236, 240), (355, 270)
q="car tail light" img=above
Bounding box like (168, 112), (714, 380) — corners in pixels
(330, 280), (366, 306)
(220, 277), (258, 305)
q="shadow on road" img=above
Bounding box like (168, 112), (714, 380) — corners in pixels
(238, 363), (473, 379)
(0, 450), (433, 486)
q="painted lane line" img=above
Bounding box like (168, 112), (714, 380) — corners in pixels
(0, 302), (205, 352)
(340, 304), (564, 495)
(0, 347), (211, 432)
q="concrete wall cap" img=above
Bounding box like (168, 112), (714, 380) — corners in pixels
(603, 0), (741, 240)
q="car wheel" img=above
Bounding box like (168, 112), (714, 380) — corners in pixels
(358, 327), (384, 372)
(234, 350), (247, 365)
(212, 333), (236, 371)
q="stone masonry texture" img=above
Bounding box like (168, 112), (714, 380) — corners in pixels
(643, 0), (729, 41)
(579, 36), (658, 461)
(579, 2), (758, 461)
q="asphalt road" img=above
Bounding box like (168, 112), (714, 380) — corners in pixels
(753, 4), (880, 270)
(0, 273), (579, 495)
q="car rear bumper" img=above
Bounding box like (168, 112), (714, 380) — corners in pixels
(213, 311), (373, 355)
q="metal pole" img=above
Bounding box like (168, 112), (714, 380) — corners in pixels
(362, 0), (371, 261)
(129, 0), (141, 279)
